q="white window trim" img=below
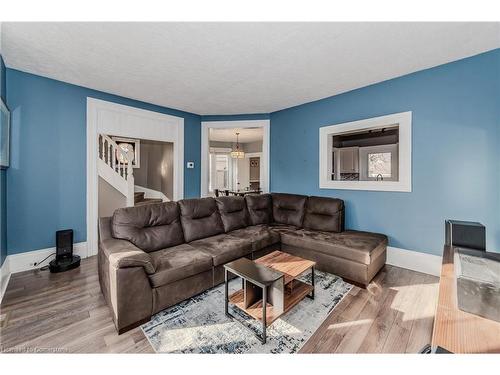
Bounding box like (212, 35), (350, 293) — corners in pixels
(201, 120), (270, 197)
(359, 143), (399, 181)
(319, 111), (412, 192)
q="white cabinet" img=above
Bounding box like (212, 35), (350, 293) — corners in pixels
(339, 147), (359, 173)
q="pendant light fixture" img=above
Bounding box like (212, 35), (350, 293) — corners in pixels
(230, 132), (245, 159)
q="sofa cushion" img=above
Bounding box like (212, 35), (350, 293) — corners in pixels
(245, 194), (272, 225)
(303, 196), (344, 232)
(112, 202), (184, 253)
(268, 223), (299, 235)
(229, 224), (280, 252)
(271, 193), (307, 227)
(178, 198), (225, 242)
(190, 234), (253, 266)
(280, 229), (387, 265)
(148, 244), (213, 287)
(215, 196), (249, 232)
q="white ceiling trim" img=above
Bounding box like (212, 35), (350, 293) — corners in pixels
(2, 22), (499, 115)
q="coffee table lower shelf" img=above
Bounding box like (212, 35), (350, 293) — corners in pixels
(229, 280), (313, 326)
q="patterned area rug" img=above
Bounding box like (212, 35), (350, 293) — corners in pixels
(141, 271), (352, 353)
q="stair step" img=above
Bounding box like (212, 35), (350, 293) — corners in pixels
(134, 192), (145, 203)
(135, 198), (163, 206)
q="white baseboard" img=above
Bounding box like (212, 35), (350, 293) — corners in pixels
(0, 242), (88, 303)
(8, 242), (88, 274)
(0, 257), (12, 304)
(386, 246), (442, 277)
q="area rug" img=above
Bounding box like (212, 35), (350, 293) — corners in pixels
(141, 271), (352, 353)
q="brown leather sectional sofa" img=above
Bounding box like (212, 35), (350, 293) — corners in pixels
(98, 193), (387, 333)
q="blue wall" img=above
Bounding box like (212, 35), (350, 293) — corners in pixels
(270, 49), (500, 256)
(4, 49), (499, 258)
(0, 55), (7, 266)
(6, 69), (201, 255)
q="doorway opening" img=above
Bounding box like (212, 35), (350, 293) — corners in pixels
(201, 120), (270, 197)
(87, 98), (184, 255)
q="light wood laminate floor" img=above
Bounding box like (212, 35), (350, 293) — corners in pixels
(0, 256), (438, 353)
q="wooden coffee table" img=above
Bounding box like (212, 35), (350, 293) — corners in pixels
(255, 251), (316, 297)
(224, 251), (315, 343)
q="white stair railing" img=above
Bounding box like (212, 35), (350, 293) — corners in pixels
(98, 134), (135, 206)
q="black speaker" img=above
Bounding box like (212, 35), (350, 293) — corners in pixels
(49, 229), (80, 273)
(445, 220), (486, 251)
(56, 229), (73, 261)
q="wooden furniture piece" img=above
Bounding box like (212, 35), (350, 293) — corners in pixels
(255, 250), (316, 294)
(224, 251), (315, 344)
(431, 245), (500, 353)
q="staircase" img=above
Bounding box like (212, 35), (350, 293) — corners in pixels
(134, 192), (163, 206)
(98, 134), (168, 208)
(98, 134), (135, 206)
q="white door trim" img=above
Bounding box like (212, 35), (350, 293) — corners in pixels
(87, 98), (184, 256)
(201, 120), (270, 197)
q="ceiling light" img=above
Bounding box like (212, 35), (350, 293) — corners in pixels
(230, 132), (245, 159)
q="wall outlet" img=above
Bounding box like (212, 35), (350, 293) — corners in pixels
(186, 161), (195, 169)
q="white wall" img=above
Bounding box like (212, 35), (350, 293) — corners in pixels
(134, 140), (174, 200)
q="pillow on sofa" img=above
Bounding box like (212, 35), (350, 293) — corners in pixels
(245, 194), (272, 225)
(271, 193), (307, 227)
(303, 196), (344, 232)
(215, 196), (249, 232)
(178, 197), (225, 242)
(112, 202), (185, 252)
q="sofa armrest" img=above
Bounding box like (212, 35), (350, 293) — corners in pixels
(101, 238), (155, 275)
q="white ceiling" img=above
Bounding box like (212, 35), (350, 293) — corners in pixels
(2, 22), (499, 115)
(210, 127), (263, 143)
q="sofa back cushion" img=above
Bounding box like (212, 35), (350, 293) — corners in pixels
(271, 193), (307, 227)
(245, 194), (272, 225)
(215, 196), (249, 232)
(303, 196), (344, 232)
(111, 202), (185, 252)
(178, 197), (225, 242)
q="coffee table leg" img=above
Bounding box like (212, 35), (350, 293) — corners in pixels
(224, 268), (229, 316)
(262, 285), (267, 344)
(312, 266), (315, 299)
(308, 266), (315, 299)
(311, 267), (315, 299)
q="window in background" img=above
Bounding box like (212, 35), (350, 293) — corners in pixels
(360, 144), (398, 181)
(209, 151), (233, 192)
(368, 152), (392, 178)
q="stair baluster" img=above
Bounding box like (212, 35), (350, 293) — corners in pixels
(107, 142), (112, 167)
(112, 142), (116, 171)
(97, 134), (135, 207)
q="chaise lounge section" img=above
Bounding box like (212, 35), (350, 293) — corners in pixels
(98, 193), (387, 333)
